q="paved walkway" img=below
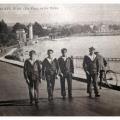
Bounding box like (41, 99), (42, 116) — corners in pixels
(0, 62), (120, 116)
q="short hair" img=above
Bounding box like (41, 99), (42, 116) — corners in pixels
(47, 49), (54, 54)
(29, 50), (36, 56)
(61, 48), (67, 53)
(89, 47), (95, 51)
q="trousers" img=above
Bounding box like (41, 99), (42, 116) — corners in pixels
(60, 73), (72, 97)
(46, 74), (56, 98)
(28, 79), (40, 103)
(86, 73), (99, 95)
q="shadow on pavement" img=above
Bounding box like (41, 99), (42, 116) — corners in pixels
(0, 96), (89, 107)
(0, 99), (31, 106)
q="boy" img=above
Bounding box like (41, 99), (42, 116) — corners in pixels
(24, 50), (42, 105)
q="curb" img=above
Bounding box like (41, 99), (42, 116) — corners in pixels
(0, 48), (24, 68)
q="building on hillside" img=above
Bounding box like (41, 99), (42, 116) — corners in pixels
(16, 29), (27, 47)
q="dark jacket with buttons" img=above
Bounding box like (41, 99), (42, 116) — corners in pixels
(58, 56), (74, 75)
(24, 59), (42, 82)
(96, 54), (107, 71)
(42, 58), (59, 76)
(83, 55), (99, 74)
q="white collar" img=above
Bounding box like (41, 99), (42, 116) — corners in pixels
(88, 54), (96, 61)
(28, 59), (35, 65)
(47, 57), (54, 64)
(62, 56), (67, 60)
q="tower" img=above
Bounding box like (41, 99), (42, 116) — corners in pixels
(29, 23), (33, 40)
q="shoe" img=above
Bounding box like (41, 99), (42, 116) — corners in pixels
(68, 95), (72, 99)
(51, 96), (53, 100)
(48, 96), (53, 101)
(30, 101), (34, 105)
(99, 86), (102, 89)
(48, 97), (51, 101)
(35, 100), (39, 104)
(89, 94), (92, 98)
(95, 94), (100, 97)
(62, 96), (66, 99)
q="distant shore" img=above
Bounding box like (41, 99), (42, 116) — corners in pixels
(68, 32), (120, 37)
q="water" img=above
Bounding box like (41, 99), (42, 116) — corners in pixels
(23, 35), (120, 57)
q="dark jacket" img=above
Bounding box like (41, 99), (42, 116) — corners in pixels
(96, 54), (107, 71)
(58, 56), (74, 74)
(83, 55), (99, 74)
(24, 59), (42, 82)
(42, 58), (59, 77)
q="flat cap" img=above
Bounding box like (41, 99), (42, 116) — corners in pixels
(89, 47), (95, 50)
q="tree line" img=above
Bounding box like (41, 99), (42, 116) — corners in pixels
(1, 19), (120, 47)
(0, 20), (48, 47)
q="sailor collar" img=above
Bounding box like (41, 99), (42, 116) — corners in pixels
(28, 58), (36, 65)
(88, 54), (96, 61)
(46, 57), (55, 64)
(61, 56), (70, 62)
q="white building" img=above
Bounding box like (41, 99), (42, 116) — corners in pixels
(28, 23), (33, 40)
(16, 29), (26, 47)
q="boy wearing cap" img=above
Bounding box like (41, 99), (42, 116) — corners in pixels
(95, 51), (107, 89)
(24, 50), (42, 105)
(83, 47), (100, 98)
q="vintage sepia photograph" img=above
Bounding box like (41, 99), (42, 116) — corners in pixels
(0, 3), (120, 116)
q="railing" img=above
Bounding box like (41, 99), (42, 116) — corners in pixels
(73, 56), (120, 88)
(107, 58), (120, 61)
(73, 56), (83, 68)
(73, 56), (120, 68)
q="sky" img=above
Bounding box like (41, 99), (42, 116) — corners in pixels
(0, 4), (120, 24)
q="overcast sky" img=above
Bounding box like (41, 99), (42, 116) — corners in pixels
(0, 4), (120, 24)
